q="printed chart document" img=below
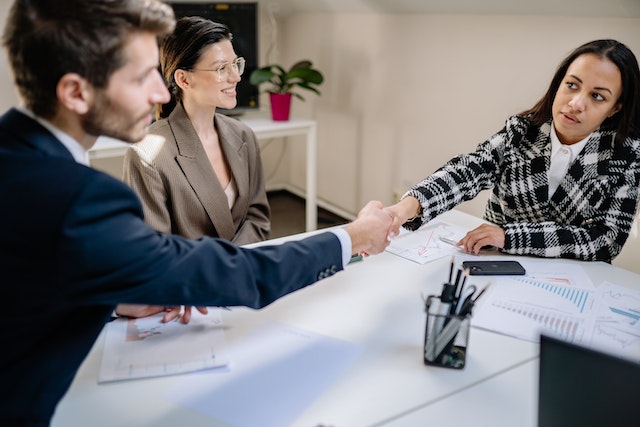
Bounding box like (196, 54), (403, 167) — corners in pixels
(471, 262), (640, 360)
(99, 309), (229, 383)
(386, 221), (468, 264)
(164, 320), (364, 427)
(472, 273), (597, 343)
(587, 281), (640, 360)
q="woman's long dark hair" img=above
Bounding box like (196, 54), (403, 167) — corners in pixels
(521, 39), (640, 145)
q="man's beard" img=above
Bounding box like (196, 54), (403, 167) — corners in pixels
(82, 91), (151, 143)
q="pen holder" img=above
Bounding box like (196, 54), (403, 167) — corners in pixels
(423, 294), (471, 369)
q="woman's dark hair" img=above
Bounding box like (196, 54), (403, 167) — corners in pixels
(156, 16), (232, 119)
(521, 39), (640, 145)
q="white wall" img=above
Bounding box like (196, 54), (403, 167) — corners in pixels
(0, 1), (17, 111)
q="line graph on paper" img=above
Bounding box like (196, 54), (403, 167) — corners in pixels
(385, 221), (468, 264)
(99, 309), (230, 383)
(586, 282), (640, 358)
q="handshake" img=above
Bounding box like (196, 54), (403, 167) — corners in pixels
(345, 198), (420, 256)
(354, 196), (506, 256)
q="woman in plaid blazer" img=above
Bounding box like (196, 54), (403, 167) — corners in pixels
(387, 39), (640, 262)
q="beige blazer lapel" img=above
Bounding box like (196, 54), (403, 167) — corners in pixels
(214, 115), (250, 225)
(169, 105), (236, 239)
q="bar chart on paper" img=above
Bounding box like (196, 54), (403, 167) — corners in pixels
(515, 276), (592, 314)
(473, 275), (596, 343)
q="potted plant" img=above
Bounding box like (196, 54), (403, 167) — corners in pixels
(249, 60), (324, 121)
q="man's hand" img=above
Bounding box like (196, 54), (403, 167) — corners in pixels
(115, 304), (209, 324)
(384, 196), (421, 237)
(344, 200), (394, 255)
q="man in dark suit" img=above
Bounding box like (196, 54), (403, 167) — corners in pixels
(0, 1), (393, 426)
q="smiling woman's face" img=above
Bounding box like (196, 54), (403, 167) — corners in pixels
(182, 40), (242, 111)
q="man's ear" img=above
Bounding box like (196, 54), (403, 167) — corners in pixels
(56, 73), (93, 114)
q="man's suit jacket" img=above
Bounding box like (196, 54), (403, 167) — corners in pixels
(0, 108), (342, 426)
(123, 103), (270, 245)
(404, 115), (640, 261)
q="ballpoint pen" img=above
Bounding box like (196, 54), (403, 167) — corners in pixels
(458, 283), (491, 316)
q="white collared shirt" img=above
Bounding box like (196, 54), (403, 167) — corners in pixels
(548, 123), (590, 197)
(17, 106), (90, 166)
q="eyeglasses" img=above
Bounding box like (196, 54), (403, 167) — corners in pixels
(190, 57), (245, 81)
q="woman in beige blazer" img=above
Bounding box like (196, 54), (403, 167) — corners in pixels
(119, 16), (270, 321)
(124, 16), (270, 245)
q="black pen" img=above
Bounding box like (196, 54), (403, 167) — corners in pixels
(459, 283), (491, 316)
(455, 284), (476, 314)
(448, 256), (455, 283)
(457, 268), (469, 300)
(473, 283), (491, 302)
(450, 268), (464, 314)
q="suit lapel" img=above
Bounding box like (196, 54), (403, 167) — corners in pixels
(566, 133), (603, 182)
(169, 105), (236, 239)
(215, 115), (249, 223)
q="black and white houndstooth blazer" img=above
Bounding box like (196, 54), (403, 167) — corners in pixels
(404, 115), (640, 261)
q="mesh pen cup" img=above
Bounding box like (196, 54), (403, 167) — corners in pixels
(423, 295), (471, 369)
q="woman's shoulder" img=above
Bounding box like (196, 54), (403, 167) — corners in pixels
(215, 113), (258, 145)
(215, 113), (253, 132)
(127, 121), (176, 164)
(497, 114), (535, 139)
(147, 117), (171, 135)
(621, 134), (640, 155)
(504, 114), (533, 130)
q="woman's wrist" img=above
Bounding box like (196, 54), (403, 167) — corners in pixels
(401, 196), (422, 221)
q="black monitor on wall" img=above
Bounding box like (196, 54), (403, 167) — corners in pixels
(168, 2), (259, 115)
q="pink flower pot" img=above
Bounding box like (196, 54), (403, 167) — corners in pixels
(269, 93), (292, 121)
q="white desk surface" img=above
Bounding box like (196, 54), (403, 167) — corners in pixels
(384, 358), (539, 427)
(51, 209), (640, 427)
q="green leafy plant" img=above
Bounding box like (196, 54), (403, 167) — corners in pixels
(249, 60), (324, 101)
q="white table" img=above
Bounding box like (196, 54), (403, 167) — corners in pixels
(51, 209), (640, 426)
(89, 118), (318, 231)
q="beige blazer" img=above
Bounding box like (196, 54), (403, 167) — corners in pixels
(123, 103), (270, 245)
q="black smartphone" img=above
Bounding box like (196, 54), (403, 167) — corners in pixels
(462, 260), (526, 276)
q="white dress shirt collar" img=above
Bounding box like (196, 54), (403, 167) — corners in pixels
(17, 106), (90, 166)
(549, 123), (590, 160)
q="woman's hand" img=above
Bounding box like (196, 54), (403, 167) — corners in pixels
(384, 196), (421, 238)
(459, 223), (505, 254)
